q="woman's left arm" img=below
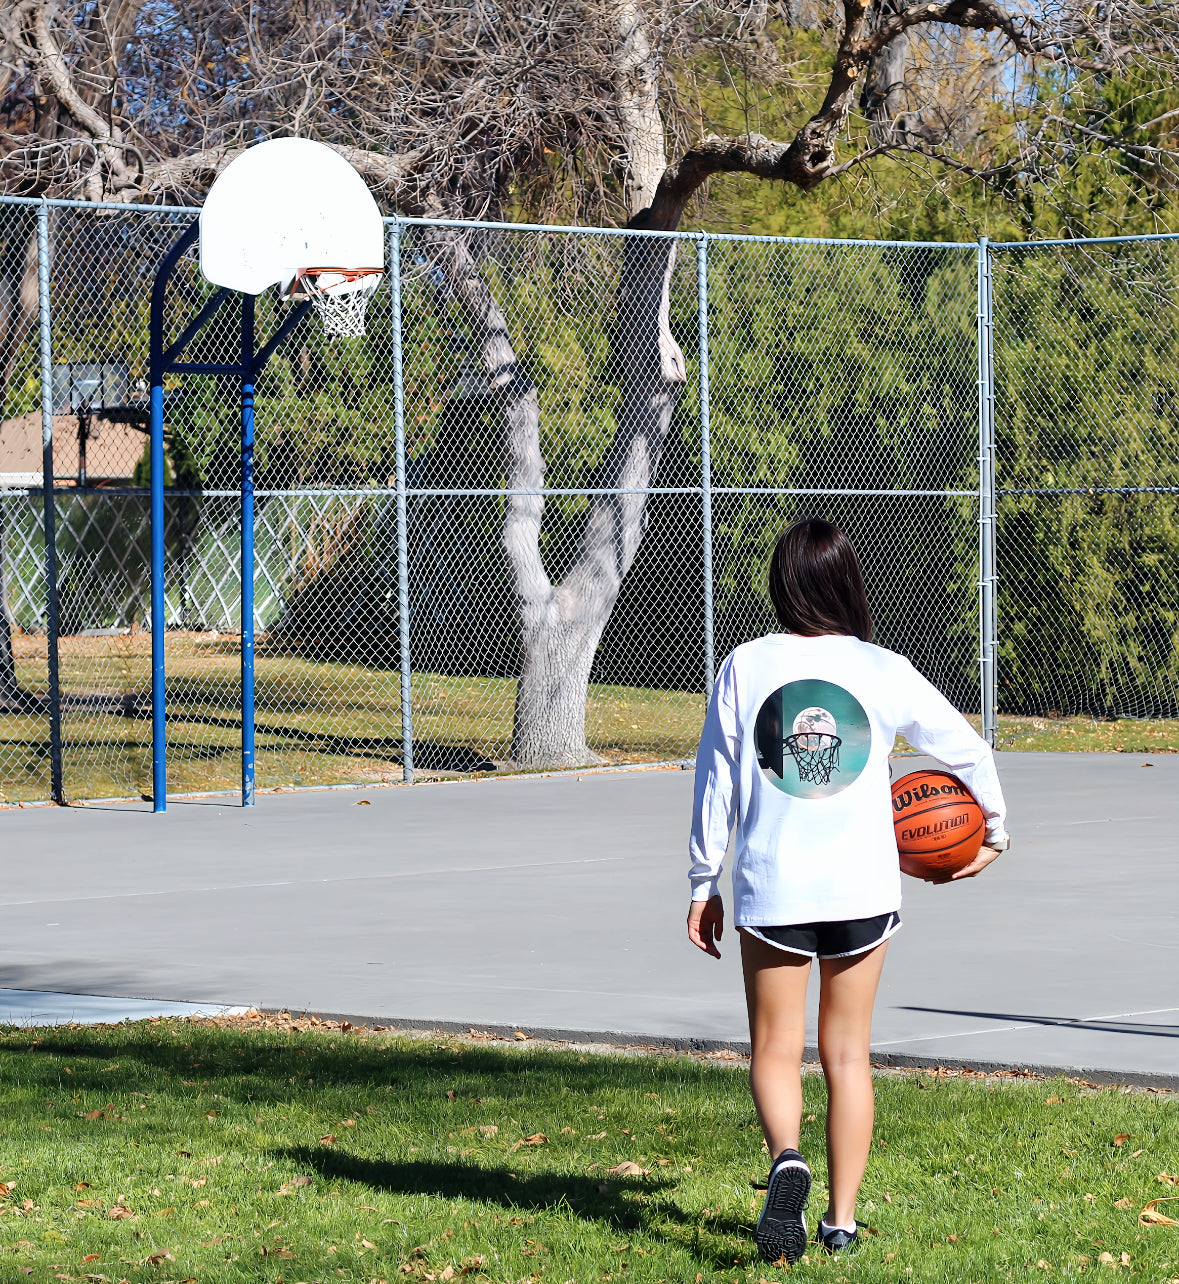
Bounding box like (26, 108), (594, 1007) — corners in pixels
(897, 659), (1010, 856)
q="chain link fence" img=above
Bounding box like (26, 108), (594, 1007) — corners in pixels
(0, 196), (1174, 805)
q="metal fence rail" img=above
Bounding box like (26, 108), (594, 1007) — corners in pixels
(0, 196), (1174, 806)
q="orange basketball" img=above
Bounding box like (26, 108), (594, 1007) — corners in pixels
(891, 770), (985, 882)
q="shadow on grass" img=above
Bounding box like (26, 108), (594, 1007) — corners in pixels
(0, 1023), (739, 1105)
(276, 1146), (754, 1259)
(280, 1146), (672, 1227)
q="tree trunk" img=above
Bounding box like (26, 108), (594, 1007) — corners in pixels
(431, 211), (686, 768)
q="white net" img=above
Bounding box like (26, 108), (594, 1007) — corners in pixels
(298, 269), (383, 338)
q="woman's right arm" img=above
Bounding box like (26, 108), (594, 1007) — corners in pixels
(897, 658), (1010, 853)
(688, 656), (741, 921)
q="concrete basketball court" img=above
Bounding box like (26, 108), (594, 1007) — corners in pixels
(2, 752), (1176, 1085)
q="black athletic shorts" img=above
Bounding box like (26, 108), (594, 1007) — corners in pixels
(743, 910), (901, 960)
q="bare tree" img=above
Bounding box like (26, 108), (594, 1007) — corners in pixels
(0, 0), (1175, 760)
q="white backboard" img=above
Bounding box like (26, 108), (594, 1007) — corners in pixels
(199, 138), (385, 295)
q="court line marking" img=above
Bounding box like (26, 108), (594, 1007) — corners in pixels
(0, 855), (625, 909)
(873, 1005), (1179, 1048)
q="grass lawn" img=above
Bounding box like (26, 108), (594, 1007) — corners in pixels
(1, 1019), (1177, 1283)
(1, 631), (1176, 803)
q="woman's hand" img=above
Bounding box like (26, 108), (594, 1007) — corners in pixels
(688, 896), (724, 958)
(950, 844), (1003, 880)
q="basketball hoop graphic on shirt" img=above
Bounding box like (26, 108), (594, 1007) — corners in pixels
(754, 679), (871, 799)
(784, 707), (842, 784)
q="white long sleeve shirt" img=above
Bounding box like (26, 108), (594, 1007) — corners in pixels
(689, 633), (1009, 926)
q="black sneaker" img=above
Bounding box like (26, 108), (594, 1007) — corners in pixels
(755, 1148), (811, 1264)
(816, 1219), (863, 1254)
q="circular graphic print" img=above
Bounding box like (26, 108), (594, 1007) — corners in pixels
(754, 678), (872, 799)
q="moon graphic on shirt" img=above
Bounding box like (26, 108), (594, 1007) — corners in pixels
(754, 679), (872, 799)
(791, 706), (837, 743)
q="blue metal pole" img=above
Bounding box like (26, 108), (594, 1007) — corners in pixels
(389, 222), (414, 783)
(36, 202), (64, 804)
(240, 294), (256, 805)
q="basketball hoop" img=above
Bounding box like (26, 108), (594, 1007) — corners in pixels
(289, 267), (383, 338)
(784, 732), (842, 785)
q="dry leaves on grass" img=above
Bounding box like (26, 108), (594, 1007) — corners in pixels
(320, 1134), (338, 1146)
(1158, 1173), (1179, 1186)
(605, 1162), (650, 1177)
(460, 1125), (498, 1138)
(509, 1133), (547, 1153)
(145, 1250), (174, 1265)
(585, 1132), (607, 1140)
(1114, 1198), (1135, 1210)
(1113, 1134), (1130, 1147)
(278, 1177), (314, 1195)
(107, 1205), (135, 1219)
(1098, 1251), (1132, 1266)
(1140, 1197), (1179, 1227)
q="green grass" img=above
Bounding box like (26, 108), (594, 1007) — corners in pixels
(1, 1020), (1177, 1283)
(1, 630), (1175, 803)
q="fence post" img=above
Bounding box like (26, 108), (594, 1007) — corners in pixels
(977, 238), (998, 747)
(696, 233), (716, 702)
(389, 220), (414, 782)
(240, 294), (256, 805)
(36, 201), (64, 804)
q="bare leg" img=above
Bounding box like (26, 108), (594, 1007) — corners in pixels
(817, 941), (888, 1228)
(740, 929), (812, 1159)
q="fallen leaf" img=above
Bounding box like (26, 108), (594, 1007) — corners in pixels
(1113, 1134), (1130, 1147)
(947, 1234), (959, 1243)
(1084, 1193), (1097, 1202)
(361, 1238), (378, 1249)
(82, 1256), (100, 1264)
(1130, 1149), (1144, 1158)
(585, 1132), (607, 1141)
(84, 1110), (104, 1121)
(145, 1251), (174, 1265)
(1121, 1252), (1131, 1266)
(1140, 1197), (1179, 1227)
(509, 1133), (547, 1152)
(342, 1119), (356, 1127)
(1158, 1173), (1179, 1186)
(1046, 1096), (1062, 1104)
(319, 1134), (338, 1146)
(605, 1161), (650, 1177)
(100, 1064), (119, 1072)
(1115, 1197), (1134, 1210)
(439, 1267), (455, 1281)
(513, 1031), (529, 1040)
(107, 1206), (135, 1219)
(189, 1177), (207, 1188)
(1037, 1261), (1050, 1270)
(1099, 1252), (1116, 1264)
(73, 1183), (90, 1192)
(76, 1200), (98, 1207)
(357, 799), (371, 805)
(561, 1127), (576, 1135)
(478, 1125), (498, 1138)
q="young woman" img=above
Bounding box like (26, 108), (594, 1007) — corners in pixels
(687, 519), (1008, 1264)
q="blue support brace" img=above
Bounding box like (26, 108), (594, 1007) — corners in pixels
(149, 220), (309, 811)
(149, 219), (201, 812)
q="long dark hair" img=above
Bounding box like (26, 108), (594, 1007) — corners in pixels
(767, 519), (873, 641)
